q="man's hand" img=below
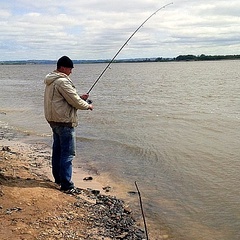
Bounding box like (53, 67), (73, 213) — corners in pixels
(81, 94), (93, 110)
(81, 94), (89, 101)
(88, 104), (93, 111)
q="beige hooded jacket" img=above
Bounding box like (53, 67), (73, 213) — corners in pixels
(44, 71), (90, 127)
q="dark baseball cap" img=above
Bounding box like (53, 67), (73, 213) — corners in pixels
(57, 56), (74, 68)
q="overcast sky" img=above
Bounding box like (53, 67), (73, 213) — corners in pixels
(1, 0), (240, 61)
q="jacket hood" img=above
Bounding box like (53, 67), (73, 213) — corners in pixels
(44, 71), (70, 86)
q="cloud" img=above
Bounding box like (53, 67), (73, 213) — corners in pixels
(0, 0), (240, 60)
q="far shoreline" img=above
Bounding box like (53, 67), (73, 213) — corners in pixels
(1, 54), (240, 65)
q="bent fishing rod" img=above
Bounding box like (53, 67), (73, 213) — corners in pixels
(86, 2), (173, 95)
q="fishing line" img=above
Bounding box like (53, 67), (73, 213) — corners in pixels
(87, 2), (173, 95)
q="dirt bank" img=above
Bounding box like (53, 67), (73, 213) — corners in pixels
(0, 127), (148, 239)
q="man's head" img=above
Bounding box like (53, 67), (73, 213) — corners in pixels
(57, 56), (74, 75)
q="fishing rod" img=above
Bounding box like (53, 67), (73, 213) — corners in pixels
(87, 2), (173, 95)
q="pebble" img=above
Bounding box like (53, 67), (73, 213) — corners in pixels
(83, 176), (93, 181)
(6, 207), (22, 214)
(84, 194), (145, 239)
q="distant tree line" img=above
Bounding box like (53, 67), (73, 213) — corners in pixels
(1, 54), (240, 65)
(158, 54), (240, 62)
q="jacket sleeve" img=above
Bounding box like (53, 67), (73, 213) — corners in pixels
(57, 78), (90, 110)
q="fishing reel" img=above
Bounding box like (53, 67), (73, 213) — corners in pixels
(87, 99), (93, 104)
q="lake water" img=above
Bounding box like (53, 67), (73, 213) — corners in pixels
(0, 61), (239, 239)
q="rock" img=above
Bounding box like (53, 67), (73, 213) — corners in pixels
(103, 186), (111, 192)
(116, 232), (128, 239)
(6, 207), (22, 214)
(86, 194), (145, 239)
(163, 234), (169, 239)
(91, 189), (100, 195)
(127, 191), (138, 196)
(2, 146), (11, 152)
(83, 176), (93, 181)
(123, 205), (132, 214)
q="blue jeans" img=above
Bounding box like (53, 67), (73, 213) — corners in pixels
(51, 126), (76, 190)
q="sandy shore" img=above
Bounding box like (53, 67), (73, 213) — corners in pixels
(0, 125), (157, 240)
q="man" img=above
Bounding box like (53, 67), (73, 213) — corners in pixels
(44, 56), (93, 194)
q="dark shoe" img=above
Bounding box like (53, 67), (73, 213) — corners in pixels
(62, 187), (82, 195)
